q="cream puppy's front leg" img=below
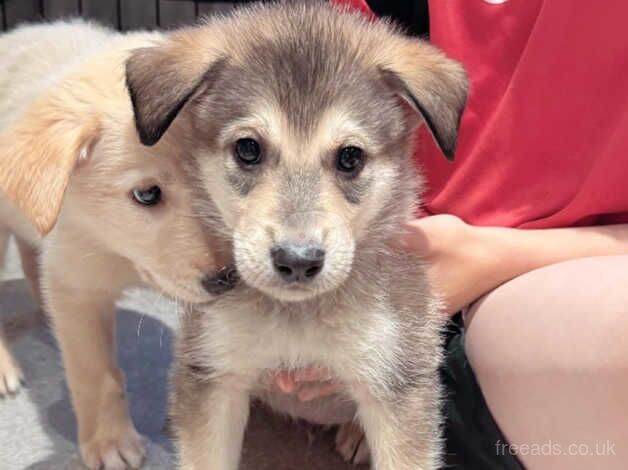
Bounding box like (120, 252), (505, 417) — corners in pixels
(171, 371), (251, 470)
(0, 328), (22, 395)
(46, 281), (145, 469)
(0, 224), (23, 396)
(15, 237), (43, 310)
(43, 237), (144, 470)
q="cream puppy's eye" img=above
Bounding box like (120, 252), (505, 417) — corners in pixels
(132, 186), (162, 206)
(336, 146), (365, 176)
(234, 138), (262, 166)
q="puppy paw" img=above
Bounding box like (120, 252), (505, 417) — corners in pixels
(81, 425), (146, 470)
(335, 422), (370, 465)
(0, 348), (23, 397)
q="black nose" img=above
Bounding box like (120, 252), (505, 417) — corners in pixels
(271, 245), (325, 282)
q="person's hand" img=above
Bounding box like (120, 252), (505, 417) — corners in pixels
(271, 367), (344, 402)
(398, 214), (490, 315)
(400, 214), (628, 316)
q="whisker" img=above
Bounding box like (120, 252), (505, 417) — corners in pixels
(149, 289), (165, 313)
(136, 314), (145, 339)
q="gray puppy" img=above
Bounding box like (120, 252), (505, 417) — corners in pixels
(126, 2), (467, 469)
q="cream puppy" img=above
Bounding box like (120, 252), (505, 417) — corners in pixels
(0, 21), (230, 469)
(124, 2), (467, 469)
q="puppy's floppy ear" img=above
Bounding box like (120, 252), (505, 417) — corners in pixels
(381, 40), (468, 160)
(0, 97), (100, 235)
(125, 28), (226, 146)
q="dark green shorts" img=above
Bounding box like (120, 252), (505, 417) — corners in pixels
(441, 314), (524, 469)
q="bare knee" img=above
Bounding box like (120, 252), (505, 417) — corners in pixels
(463, 256), (628, 469)
(465, 255), (628, 372)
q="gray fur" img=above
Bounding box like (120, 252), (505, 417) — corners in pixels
(338, 172), (373, 205)
(226, 168), (256, 196)
(124, 2), (468, 469)
(278, 167), (322, 221)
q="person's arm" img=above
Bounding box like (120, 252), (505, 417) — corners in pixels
(402, 215), (628, 315)
(272, 215), (628, 398)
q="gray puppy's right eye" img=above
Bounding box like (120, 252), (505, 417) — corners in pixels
(234, 138), (262, 166)
(132, 186), (162, 206)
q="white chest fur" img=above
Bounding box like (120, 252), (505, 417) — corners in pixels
(192, 289), (403, 388)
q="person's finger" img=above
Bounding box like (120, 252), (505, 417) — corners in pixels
(274, 371), (296, 393)
(293, 367), (333, 383)
(297, 382), (342, 402)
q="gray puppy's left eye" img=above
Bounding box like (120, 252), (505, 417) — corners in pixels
(234, 138), (262, 166)
(336, 146), (365, 176)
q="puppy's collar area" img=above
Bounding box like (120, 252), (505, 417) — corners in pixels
(202, 265), (240, 295)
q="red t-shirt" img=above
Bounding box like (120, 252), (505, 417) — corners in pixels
(334, 0), (628, 228)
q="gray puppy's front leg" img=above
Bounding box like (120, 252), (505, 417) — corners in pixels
(351, 379), (442, 470)
(171, 368), (250, 470)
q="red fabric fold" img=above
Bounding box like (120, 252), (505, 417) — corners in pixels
(336, 0), (628, 228)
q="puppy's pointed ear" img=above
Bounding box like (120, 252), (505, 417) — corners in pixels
(0, 98), (100, 235)
(125, 28), (226, 146)
(381, 40), (468, 161)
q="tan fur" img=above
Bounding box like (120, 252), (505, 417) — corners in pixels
(122, 2), (466, 470)
(0, 21), (229, 470)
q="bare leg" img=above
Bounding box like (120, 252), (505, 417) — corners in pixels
(465, 255), (628, 469)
